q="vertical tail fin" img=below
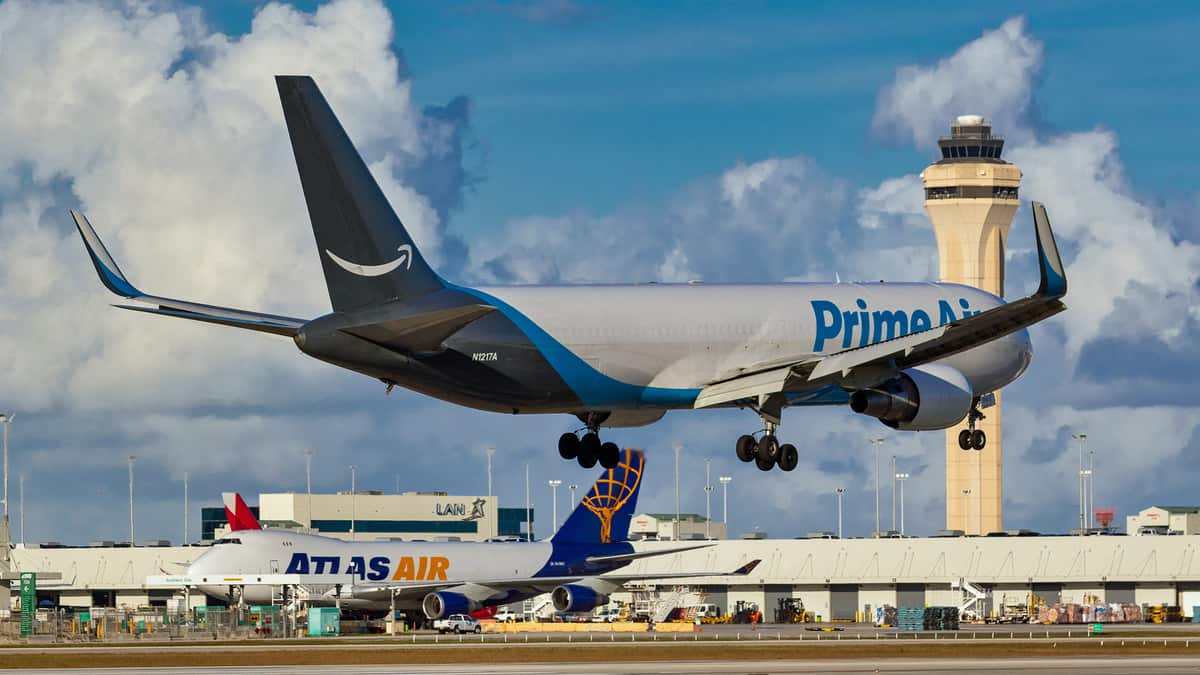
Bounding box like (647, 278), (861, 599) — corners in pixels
(275, 75), (444, 312)
(222, 492), (262, 531)
(553, 449), (645, 544)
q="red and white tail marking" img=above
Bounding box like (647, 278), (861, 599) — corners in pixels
(221, 492), (262, 531)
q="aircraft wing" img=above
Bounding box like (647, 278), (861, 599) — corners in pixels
(694, 201), (1066, 409)
(72, 210), (307, 337)
(346, 559), (761, 605)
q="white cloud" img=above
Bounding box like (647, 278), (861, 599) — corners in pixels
(0, 0), (477, 544)
(856, 174), (925, 231)
(871, 16), (1042, 149)
(0, 0), (470, 416)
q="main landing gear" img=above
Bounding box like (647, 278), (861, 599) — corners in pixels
(957, 398), (987, 451)
(734, 394), (798, 472)
(558, 412), (621, 470)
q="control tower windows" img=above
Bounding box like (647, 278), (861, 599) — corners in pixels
(924, 186), (1019, 201)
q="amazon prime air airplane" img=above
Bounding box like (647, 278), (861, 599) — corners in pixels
(73, 76), (1067, 473)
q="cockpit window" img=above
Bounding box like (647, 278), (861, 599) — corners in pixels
(213, 537), (242, 545)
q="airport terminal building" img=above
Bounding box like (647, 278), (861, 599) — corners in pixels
(11, 523), (1200, 620)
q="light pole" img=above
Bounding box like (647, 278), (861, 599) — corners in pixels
(18, 474), (24, 546)
(719, 476), (732, 536)
(486, 446), (496, 498)
(568, 484), (578, 506)
(1072, 433), (1087, 535)
(895, 473), (909, 536)
(704, 459), (713, 539)
(127, 455), (136, 545)
(305, 449), (314, 529)
(524, 463), (531, 542)
(673, 442), (682, 541)
(1088, 447), (1095, 530)
(548, 480), (562, 532)
(349, 464), (357, 541)
(891, 455), (897, 532)
(183, 470), (189, 545)
(0, 413), (13, 521)
(1081, 469), (1093, 531)
(869, 438), (884, 536)
(835, 488), (845, 539)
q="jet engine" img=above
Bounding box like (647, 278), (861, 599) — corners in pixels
(551, 584), (608, 613)
(849, 363), (972, 431)
(422, 591), (479, 619)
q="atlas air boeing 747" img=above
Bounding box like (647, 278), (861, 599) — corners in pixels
(73, 76), (1067, 473)
(186, 449), (758, 619)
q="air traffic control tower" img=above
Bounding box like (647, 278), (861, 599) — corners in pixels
(920, 115), (1021, 535)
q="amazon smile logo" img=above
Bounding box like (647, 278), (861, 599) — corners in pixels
(325, 245), (412, 277)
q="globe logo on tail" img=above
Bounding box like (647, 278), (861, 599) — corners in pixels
(580, 449), (644, 543)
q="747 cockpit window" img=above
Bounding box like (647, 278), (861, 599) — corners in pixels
(213, 537), (242, 545)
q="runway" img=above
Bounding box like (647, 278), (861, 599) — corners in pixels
(16, 657), (1200, 674)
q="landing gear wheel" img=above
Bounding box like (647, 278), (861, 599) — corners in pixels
(755, 455), (775, 471)
(558, 432), (580, 460)
(757, 434), (780, 463)
(777, 444), (798, 472)
(958, 429), (972, 451)
(599, 441), (620, 469)
(970, 429), (986, 451)
(578, 432), (600, 468)
(735, 435), (757, 463)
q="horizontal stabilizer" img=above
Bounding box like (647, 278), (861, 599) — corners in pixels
(72, 210), (307, 337)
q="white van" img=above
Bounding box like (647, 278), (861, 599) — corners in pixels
(690, 604), (722, 619)
(592, 607), (621, 622)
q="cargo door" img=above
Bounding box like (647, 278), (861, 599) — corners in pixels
(1105, 582), (1135, 604)
(896, 584), (925, 608)
(1032, 583), (1061, 606)
(830, 584), (858, 621)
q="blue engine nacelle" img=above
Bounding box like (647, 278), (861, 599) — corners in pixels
(551, 584), (608, 613)
(422, 591), (478, 619)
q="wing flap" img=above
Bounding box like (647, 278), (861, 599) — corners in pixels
(694, 364), (803, 409)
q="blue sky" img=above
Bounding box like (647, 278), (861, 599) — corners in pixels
(0, 0), (1197, 546)
(209, 1), (1200, 232)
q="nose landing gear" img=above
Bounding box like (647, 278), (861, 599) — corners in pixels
(558, 413), (620, 469)
(734, 395), (798, 472)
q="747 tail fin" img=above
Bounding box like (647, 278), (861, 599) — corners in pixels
(222, 492), (262, 531)
(553, 448), (644, 544)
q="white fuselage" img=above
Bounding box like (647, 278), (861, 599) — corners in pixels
(475, 281), (1031, 405)
(189, 530), (554, 605)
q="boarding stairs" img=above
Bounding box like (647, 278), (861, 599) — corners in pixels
(953, 578), (988, 620)
(523, 593), (555, 620)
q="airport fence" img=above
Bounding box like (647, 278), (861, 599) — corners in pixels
(0, 607), (314, 642)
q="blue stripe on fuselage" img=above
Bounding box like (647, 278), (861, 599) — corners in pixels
(449, 284), (701, 409)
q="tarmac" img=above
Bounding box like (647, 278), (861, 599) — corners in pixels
(15, 657), (1200, 674)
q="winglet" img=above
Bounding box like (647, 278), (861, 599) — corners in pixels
(1031, 202), (1067, 299)
(71, 210), (142, 298)
(222, 492), (262, 531)
(731, 559), (761, 576)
